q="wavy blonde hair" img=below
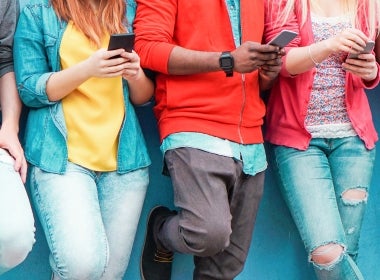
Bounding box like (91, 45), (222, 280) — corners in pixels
(275, 0), (380, 39)
(51, 0), (127, 47)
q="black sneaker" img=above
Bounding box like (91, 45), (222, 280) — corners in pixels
(140, 206), (176, 280)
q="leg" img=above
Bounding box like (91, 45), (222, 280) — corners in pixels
(193, 171), (265, 280)
(271, 139), (364, 280)
(163, 148), (263, 280)
(0, 149), (35, 275)
(97, 167), (148, 280)
(30, 162), (108, 280)
(159, 148), (234, 257)
(329, 136), (376, 260)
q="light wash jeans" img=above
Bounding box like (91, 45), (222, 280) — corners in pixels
(269, 136), (376, 280)
(0, 148), (35, 275)
(29, 162), (148, 280)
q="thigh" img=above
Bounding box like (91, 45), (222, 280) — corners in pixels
(330, 136), (376, 196)
(97, 167), (148, 279)
(271, 142), (346, 251)
(0, 148), (34, 236)
(29, 162), (107, 272)
(193, 170), (265, 280)
(164, 148), (232, 233)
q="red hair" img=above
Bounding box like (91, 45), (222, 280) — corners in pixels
(51, 0), (127, 46)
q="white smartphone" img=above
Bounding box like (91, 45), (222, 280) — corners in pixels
(267, 30), (298, 48)
(348, 40), (375, 59)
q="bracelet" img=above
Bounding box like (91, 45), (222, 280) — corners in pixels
(308, 44), (320, 67)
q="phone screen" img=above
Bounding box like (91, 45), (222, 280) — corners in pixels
(267, 30), (298, 48)
(108, 33), (135, 57)
(348, 41), (375, 59)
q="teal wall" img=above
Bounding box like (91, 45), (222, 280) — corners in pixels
(2, 1), (379, 279)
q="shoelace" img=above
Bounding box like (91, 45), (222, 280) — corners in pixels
(154, 249), (174, 263)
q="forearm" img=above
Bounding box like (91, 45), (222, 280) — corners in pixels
(286, 40), (332, 75)
(46, 61), (91, 101)
(0, 72), (21, 132)
(259, 71), (278, 91)
(127, 68), (154, 105)
(168, 46), (222, 75)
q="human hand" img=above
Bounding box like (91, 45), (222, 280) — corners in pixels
(120, 51), (144, 81)
(84, 48), (132, 78)
(0, 128), (27, 183)
(325, 28), (368, 54)
(232, 41), (282, 73)
(259, 48), (285, 80)
(343, 53), (378, 81)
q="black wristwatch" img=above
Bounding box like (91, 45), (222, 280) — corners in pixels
(219, 51), (234, 77)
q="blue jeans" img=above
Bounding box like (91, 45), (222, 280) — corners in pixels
(0, 148), (35, 275)
(269, 137), (376, 280)
(29, 162), (148, 280)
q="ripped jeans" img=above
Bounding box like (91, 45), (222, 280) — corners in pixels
(269, 136), (376, 280)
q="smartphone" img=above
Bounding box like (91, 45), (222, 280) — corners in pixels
(108, 33), (135, 58)
(267, 30), (298, 48)
(348, 40), (375, 59)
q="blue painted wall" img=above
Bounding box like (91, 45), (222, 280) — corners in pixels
(2, 92), (380, 280)
(3, 2), (379, 279)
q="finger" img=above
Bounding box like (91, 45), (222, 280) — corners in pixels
(12, 151), (22, 173)
(122, 68), (140, 77)
(106, 49), (125, 59)
(249, 43), (280, 54)
(103, 62), (130, 74)
(120, 51), (138, 61)
(20, 156), (28, 184)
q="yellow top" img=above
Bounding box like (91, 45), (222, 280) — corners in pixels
(60, 21), (125, 171)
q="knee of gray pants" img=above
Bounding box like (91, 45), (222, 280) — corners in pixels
(182, 217), (232, 257)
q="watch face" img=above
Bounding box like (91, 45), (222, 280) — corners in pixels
(220, 57), (232, 67)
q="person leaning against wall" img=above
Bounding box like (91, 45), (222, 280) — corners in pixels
(264, 0), (380, 279)
(134, 1), (285, 279)
(13, 0), (154, 279)
(0, 0), (36, 275)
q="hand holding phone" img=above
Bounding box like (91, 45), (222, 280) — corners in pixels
(347, 40), (375, 59)
(267, 30), (298, 48)
(108, 33), (135, 58)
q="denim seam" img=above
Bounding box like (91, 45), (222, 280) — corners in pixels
(31, 168), (61, 275)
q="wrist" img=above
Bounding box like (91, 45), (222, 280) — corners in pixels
(0, 121), (19, 134)
(219, 51), (234, 77)
(308, 44), (320, 67)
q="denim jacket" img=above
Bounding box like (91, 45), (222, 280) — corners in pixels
(14, 0), (151, 174)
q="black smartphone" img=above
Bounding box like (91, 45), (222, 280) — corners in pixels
(267, 30), (298, 48)
(108, 33), (135, 58)
(348, 40), (375, 59)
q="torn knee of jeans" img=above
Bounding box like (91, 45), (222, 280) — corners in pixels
(310, 243), (346, 270)
(341, 187), (368, 205)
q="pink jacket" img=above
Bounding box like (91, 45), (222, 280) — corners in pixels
(263, 0), (379, 150)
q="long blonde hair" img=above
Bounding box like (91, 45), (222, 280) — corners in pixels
(274, 0), (380, 39)
(51, 0), (127, 47)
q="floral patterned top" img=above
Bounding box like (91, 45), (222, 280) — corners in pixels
(305, 13), (357, 138)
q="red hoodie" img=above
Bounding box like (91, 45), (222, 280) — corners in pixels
(134, 0), (266, 144)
